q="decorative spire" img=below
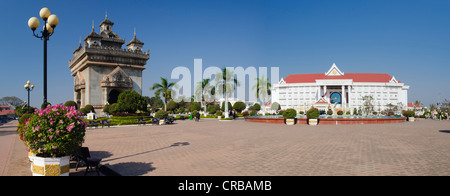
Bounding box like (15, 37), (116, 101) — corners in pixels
(105, 11), (108, 19)
(92, 20), (95, 32)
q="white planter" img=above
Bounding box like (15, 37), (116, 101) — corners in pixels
(28, 152), (35, 162)
(159, 119), (166, 125)
(285, 119), (295, 125)
(218, 116), (222, 120)
(308, 119), (318, 126)
(31, 156), (70, 176)
(87, 113), (95, 120)
(408, 117), (415, 122)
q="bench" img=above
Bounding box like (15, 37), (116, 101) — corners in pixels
(152, 118), (159, 125)
(100, 120), (111, 128)
(137, 118), (146, 125)
(88, 121), (98, 128)
(165, 117), (175, 124)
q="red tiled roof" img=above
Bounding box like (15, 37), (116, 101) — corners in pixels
(408, 103), (420, 108)
(284, 73), (395, 83)
(0, 109), (15, 116)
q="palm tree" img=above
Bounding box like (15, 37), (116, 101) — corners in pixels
(195, 78), (215, 116)
(214, 68), (239, 118)
(252, 75), (271, 112)
(151, 77), (176, 111)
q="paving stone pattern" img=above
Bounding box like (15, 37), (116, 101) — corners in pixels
(81, 119), (450, 176)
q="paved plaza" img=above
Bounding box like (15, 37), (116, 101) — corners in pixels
(2, 118), (450, 176)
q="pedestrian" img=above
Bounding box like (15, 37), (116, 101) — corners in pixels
(195, 111), (200, 122)
(233, 110), (237, 120)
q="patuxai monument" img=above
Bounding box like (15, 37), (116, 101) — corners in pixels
(68, 14), (150, 110)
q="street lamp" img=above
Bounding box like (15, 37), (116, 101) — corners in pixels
(24, 81), (35, 113)
(27, 7), (59, 107)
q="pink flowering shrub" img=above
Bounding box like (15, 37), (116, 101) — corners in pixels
(22, 105), (87, 157)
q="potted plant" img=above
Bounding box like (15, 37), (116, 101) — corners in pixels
(306, 107), (320, 125)
(216, 111), (223, 120)
(22, 105), (87, 176)
(155, 110), (169, 124)
(403, 110), (416, 122)
(282, 109), (297, 125)
(326, 109), (333, 116)
(337, 110), (343, 118)
(17, 113), (35, 160)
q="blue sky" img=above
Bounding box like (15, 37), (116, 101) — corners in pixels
(0, 0), (449, 107)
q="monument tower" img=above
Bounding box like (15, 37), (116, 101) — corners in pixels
(69, 14), (150, 110)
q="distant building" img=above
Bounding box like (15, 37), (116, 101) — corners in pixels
(68, 14), (150, 110)
(0, 105), (15, 118)
(271, 63), (410, 114)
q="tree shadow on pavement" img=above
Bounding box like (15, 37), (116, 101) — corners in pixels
(439, 130), (450, 133)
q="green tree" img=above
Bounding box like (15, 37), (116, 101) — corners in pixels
(64, 100), (78, 110)
(166, 100), (179, 112)
(233, 101), (246, 113)
(146, 96), (164, 111)
(195, 78), (215, 115)
(215, 68), (239, 117)
(116, 90), (147, 113)
(221, 102), (232, 112)
(252, 75), (272, 109)
(151, 77), (176, 111)
(188, 102), (201, 112)
(0, 96), (24, 108)
(252, 103), (261, 111)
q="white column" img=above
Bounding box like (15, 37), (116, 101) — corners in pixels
(348, 86), (353, 113)
(342, 85), (346, 109)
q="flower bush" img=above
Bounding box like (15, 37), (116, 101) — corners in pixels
(22, 105), (87, 157)
(337, 110), (343, 115)
(155, 110), (169, 119)
(403, 110), (416, 118)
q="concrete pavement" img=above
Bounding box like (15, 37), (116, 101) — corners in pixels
(2, 118), (450, 176)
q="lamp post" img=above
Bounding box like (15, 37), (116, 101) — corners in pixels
(27, 7), (59, 107)
(24, 81), (35, 113)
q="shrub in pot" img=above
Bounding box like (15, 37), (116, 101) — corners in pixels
(22, 105), (87, 176)
(306, 107), (320, 125)
(403, 110), (416, 122)
(326, 109), (333, 115)
(282, 109), (297, 125)
(216, 111), (223, 119)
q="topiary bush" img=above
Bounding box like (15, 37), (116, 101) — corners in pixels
(64, 100), (78, 110)
(233, 101), (246, 113)
(327, 109), (333, 115)
(306, 107), (320, 119)
(282, 109), (297, 119)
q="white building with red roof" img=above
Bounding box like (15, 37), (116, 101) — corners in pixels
(271, 63), (410, 114)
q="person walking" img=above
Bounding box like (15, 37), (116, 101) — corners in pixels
(195, 111), (200, 122)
